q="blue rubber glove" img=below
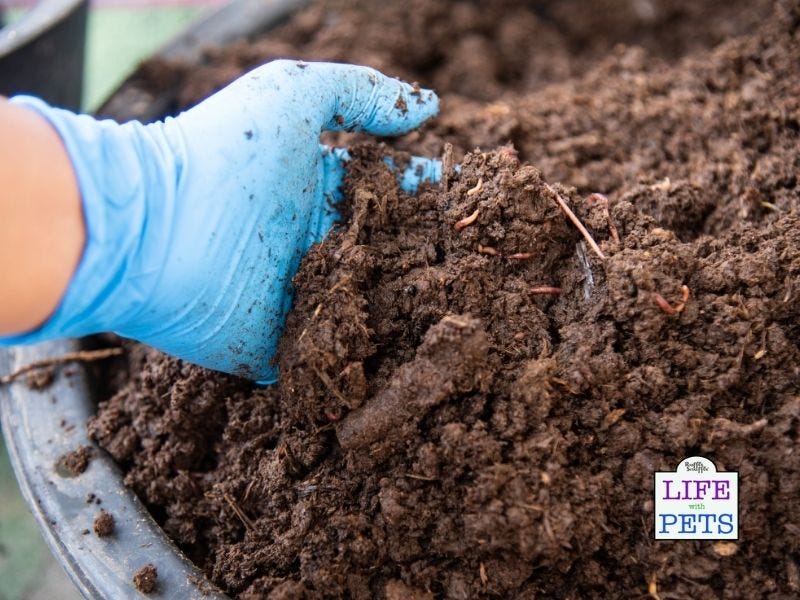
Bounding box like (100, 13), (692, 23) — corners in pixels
(2, 61), (442, 382)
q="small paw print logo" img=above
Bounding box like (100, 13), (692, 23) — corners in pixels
(654, 456), (738, 540)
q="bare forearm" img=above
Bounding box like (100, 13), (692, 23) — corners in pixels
(0, 98), (84, 335)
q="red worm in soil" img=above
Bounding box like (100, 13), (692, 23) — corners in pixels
(653, 285), (690, 315)
(455, 208), (480, 231)
(529, 286), (562, 295)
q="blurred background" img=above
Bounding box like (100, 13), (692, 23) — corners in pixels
(0, 0), (221, 111)
(0, 2), (217, 596)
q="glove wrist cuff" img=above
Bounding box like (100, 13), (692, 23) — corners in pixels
(2, 97), (175, 344)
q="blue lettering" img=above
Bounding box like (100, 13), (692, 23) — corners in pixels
(659, 513), (677, 533)
(718, 513), (734, 535)
(697, 513), (714, 534)
(680, 513), (696, 533)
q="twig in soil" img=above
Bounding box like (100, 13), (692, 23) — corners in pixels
(546, 183), (605, 260)
(454, 208), (480, 231)
(403, 473), (438, 481)
(653, 285), (690, 316)
(466, 178), (484, 196)
(310, 364), (348, 406)
(442, 143), (454, 192)
(0, 348), (123, 386)
(529, 286), (562, 295)
(517, 502), (545, 512)
(223, 493), (255, 532)
(542, 513), (556, 543)
(551, 377), (579, 395)
(277, 441), (304, 477)
(243, 480), (256, 502)
(328, 275), (352, 294)
(586, 193), (620, 244)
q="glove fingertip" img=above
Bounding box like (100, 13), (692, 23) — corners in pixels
(395, 82), (440, 127)
(323, 64), (439, 136)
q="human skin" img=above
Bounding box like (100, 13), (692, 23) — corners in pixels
(0, 98), (84, 335)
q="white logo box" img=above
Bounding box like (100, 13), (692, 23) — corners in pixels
(654, 456), (738, 540)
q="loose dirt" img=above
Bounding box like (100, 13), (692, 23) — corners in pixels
(93, 510), (115, 537)
(133, 564), (158, 594)
(58, 445), (93, 476)
(90, 1), (800, 598)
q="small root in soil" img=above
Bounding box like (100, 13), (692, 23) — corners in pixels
(0, 348), (123, 386)
(223, 493), (256, 532)
(547, 183), (605, 259)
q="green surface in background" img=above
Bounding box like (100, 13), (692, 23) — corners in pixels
(4, 6), (207, 111)
(2, 8), (24, 26)
(0, 441), (42, 600)
(83, 6), (208, 112)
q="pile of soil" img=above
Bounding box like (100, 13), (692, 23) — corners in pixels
(128, 0), (775, 122)
(90, 1), (800, 598)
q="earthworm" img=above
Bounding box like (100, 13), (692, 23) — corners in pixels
(653, 285), (690, 315)
(529, 286), (562, 295)
(466, 177), (484, 196)
(455, 208), (480, 231)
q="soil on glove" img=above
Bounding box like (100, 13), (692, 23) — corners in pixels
(91, 1), (800, 598)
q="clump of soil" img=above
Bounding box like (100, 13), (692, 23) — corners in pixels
(57, 445), (93, 476)
(93, 510), (115, 537)
(133, 564), (158, 594)
(25, 367), (55, 390)
(91, 1), (800, 599)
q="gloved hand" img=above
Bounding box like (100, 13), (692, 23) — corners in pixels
(3, 61), (442, 382)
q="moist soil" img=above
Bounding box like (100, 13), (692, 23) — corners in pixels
(90, 1), (800, 598)
(133, 564), (158, 594)
(58, 445), (93, 476)
(93, 510), (115, 537)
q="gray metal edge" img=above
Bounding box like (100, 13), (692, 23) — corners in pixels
(0, 342), (229, 599)
(0, 0), (86, 56)
(158, 0), (311, 63)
